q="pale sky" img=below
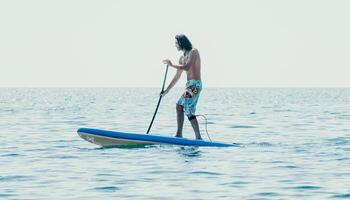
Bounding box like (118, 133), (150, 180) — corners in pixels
(1, 0), (349, 87)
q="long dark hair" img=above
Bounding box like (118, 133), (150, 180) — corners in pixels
(175, 34), (193, 51)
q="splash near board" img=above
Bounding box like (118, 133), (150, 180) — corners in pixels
(77, 128), (236, 147)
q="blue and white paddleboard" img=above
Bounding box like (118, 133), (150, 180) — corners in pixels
(77, 128), (236, 147)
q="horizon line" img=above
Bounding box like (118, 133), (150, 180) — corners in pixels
(0, 86), (349, 89)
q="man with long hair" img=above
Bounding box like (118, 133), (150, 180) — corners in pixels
(161, 34), (202, 140)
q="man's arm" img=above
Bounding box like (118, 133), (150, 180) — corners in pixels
(161, 69), (183, 96)
(164, 49), (198, 71)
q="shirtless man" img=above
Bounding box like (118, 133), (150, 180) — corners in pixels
(161, 34), (203, 140)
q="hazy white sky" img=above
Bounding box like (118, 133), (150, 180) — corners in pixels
(1, 0), (349, 87)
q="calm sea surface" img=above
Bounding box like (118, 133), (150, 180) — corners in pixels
(0, 88), (349, 200)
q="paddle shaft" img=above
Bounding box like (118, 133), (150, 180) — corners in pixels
(146, 64), (169, 134)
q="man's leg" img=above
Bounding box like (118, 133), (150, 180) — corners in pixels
(176, 104), (184, 137)
(189, 116), (202, 140)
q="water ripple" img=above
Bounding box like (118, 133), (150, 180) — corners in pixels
(190, 171), (223, 176)
(229, 124), (257, 128)
(0, 175), (35, 182)
(254, 192), (279, 197)
(332, 193), (350, 198)
(92, 186), (119, 192)
(290, 185), (322, 190)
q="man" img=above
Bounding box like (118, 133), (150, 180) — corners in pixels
(161, 34), (203, 140)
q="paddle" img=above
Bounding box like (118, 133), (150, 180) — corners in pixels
(146, 64), (169, 134)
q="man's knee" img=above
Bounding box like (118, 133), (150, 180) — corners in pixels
(187, 115), (196, 121)
(176, 104), (183, 112)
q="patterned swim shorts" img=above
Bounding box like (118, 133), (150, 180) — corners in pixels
(177, 79), (202, 117)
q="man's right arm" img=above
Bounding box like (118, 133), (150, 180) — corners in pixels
(168, 49), (197, 71)
(162, 69), (183, 96)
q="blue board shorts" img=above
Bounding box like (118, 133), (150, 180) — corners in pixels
(177, 80), (202, 117)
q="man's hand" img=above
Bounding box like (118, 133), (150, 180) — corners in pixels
(163, 59), (172, 66)
(160, 89), (169, 97)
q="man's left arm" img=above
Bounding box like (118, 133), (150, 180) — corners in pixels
(164, 49), (197, 71)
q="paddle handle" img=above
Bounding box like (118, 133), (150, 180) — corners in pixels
(146, 64), (169, 134)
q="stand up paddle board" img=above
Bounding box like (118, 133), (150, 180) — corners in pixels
(77, 128), (236, 147)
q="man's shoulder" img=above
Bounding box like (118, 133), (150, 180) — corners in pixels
(190, 48), (199, 55)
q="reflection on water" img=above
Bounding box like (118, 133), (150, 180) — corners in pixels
(177, 146), (201, 158)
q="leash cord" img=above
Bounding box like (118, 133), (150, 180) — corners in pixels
(196, 114), (212, 142)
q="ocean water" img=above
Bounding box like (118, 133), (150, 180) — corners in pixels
(0, 88), (349, 200)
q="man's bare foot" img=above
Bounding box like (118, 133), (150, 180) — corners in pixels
(175, 134), (183, 138)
